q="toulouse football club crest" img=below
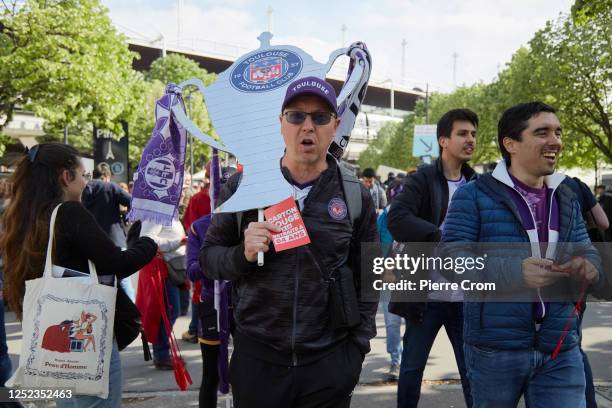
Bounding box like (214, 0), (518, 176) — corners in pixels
(230, 50), (303, 93)
(328, 198), (348, 220)
(144, 156), (178, 198)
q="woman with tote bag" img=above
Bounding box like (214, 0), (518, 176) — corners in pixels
(1, 143), (158, 407)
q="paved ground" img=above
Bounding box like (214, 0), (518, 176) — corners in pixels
(5, 299), (612, 407)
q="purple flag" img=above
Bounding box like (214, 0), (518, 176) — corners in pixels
(128, 84), (187, 226)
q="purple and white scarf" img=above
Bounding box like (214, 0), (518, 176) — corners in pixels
(128, 84), (187, 226)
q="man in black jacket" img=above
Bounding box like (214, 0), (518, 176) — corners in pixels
(82, 163), (135, 301)
(82, 163), (131, 248)
(200, 76), (379, 408)
(388, 109), (478, 408)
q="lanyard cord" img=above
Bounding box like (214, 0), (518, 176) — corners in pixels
(550, 256), (588, 359)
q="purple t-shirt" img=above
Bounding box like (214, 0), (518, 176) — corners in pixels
(509, 174), (549, 243)
(506, 173), (561, 322)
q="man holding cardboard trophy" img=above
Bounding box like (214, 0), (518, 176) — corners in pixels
(126, 33), (377, 406)
(194, 38), (379, 407)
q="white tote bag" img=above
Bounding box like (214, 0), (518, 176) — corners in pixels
(7, 203), (117, 398)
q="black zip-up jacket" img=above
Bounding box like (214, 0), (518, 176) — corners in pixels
(387, 158), (476, 321)
(200, 158), (379, 366)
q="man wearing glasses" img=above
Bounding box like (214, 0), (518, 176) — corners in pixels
(201, 76), (379, 407)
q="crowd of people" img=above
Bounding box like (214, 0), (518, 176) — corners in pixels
(0, 74), (610, 408)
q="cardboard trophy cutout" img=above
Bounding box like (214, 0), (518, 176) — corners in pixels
(174, 32), (371, 214)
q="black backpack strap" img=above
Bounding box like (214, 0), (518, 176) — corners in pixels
(236, 212), (243, 238)
(337, 163), (365, 300)
(338, 164), (362, 229)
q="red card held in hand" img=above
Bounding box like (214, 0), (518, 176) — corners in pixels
(264, 197), (311, 252)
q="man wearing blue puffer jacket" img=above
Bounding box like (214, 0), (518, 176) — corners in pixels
(441, 102), (603, 408)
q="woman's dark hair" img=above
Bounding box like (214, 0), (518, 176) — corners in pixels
(0, 143), (80, 319)
(497, 101), (556, 165)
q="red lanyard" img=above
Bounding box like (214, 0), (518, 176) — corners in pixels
(549, 257), (588, 359)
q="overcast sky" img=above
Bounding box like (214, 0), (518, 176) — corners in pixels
(102, 0), (574, 92)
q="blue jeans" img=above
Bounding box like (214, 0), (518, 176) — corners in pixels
(0, 299), (12, 386)
(381, 291), (402, 366)
(153, 279), (180, 362)
(582, 349), (596, 408)
(465, 344), (585, 408)
(56, 339), (122, 408)
(577, 306), (596, 408)
(397, 302), (471, 408)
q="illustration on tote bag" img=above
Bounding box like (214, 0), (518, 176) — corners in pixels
(24, 294), (112, 382)
(42, 311), (98, 353)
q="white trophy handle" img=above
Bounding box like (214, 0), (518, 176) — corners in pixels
(174, 79), (234, 155)
(323, 47), (349, 74)
(336, 43), (371, 109)
(178, 78), (208, 96)
(326, 42), (372, 160)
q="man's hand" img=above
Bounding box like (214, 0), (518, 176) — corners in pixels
(555, 257), (599, 285)
(522, 257), (568, 288)
(243, 221), (281, 263)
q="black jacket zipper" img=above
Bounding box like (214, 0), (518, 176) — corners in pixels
(291, 249), (299, 366)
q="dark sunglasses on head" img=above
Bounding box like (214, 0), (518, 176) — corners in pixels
(282, 111), (336, 126)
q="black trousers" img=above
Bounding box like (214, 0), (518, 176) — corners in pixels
(229, 341), (364, 408)
(199, 343), (219, 408)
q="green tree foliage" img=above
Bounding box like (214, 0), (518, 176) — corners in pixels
(528, 6), (611, 165)
(0, 0), (139, 137)
(424, 83), (505, 165)
(359, 3), (611, 170)
(130, 54), (217, 171)
(358, 115), (420, 171)
(0, 134), (12, 156)
(571, 0), (610, 20)
(145, 53), (214, 85)
(496, 45), (603, 168)
(496, 3), (611, 167)
(358, 121), (397, 170)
